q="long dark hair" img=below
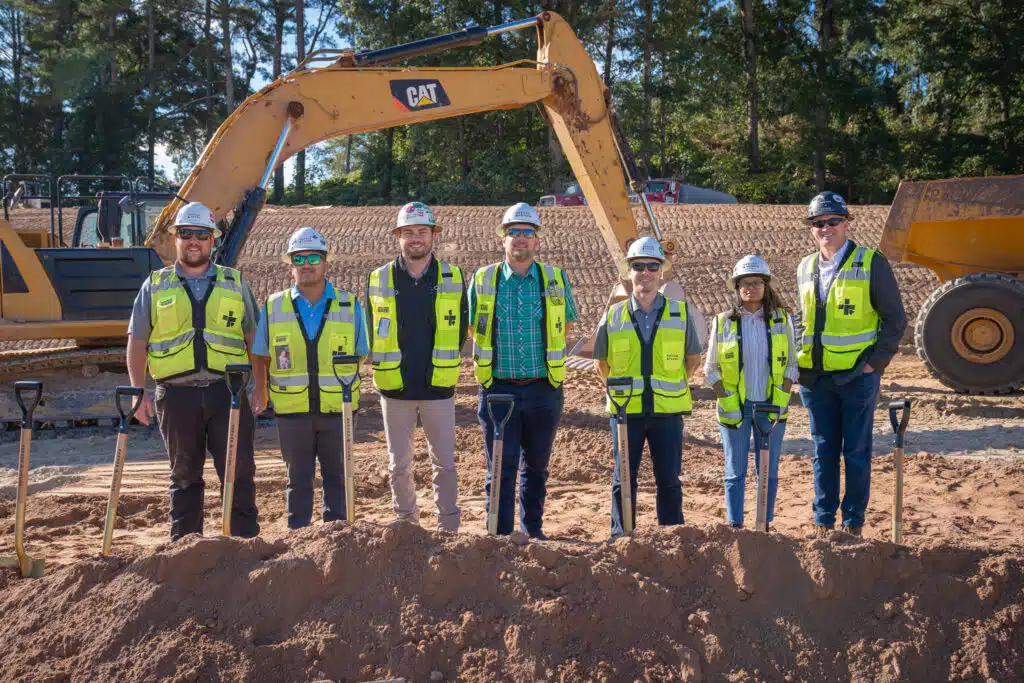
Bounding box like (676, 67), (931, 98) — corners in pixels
(728, 276), (788, 322)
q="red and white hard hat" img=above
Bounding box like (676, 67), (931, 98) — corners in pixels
(626, 236), (666, 262)
(496, 202), (542, 236)
(728, 255), (772, 291)
(282, 226), (331, 263)
(395, 202), (440, 232)
(172, 201), (221, 238)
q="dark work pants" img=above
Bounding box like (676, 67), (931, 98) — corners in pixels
(277, 414), (346, 529)
(478, 380), (563, 536)
(610, 414), (685, 537)
(155, 381), (259, 540)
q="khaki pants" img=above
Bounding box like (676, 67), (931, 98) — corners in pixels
(380, 396), (460, 531)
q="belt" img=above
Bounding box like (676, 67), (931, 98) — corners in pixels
(494, 377), (544, 386)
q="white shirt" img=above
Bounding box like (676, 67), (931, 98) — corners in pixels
(703, 307), (799, 402)
(817, 239), (852, 302)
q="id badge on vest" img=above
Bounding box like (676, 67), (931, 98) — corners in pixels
(274, 333), (292, 371)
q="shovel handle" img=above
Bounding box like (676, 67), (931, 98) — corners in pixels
(889, 399), (911, 448)
(14, 381), (42, 427)
(486, 393), (515, 430)
(332, 352), (360, 401)
(114, 386), (145, 431)
(752, 403), (782, 440)
(225, 364), (252, 408)
(606, 376), (634, 420)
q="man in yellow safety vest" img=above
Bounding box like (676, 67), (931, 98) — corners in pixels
(796, 192), (906, 537)
(252, 227), (368, 529)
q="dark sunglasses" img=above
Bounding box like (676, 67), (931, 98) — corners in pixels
(176, 228), (212, 241)
(505, 227), (537, 238)
(291, 253), (324, 266)
(630, 261), (662, 272)
(810, 217), (845, 229)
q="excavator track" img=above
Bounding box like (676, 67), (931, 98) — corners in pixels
(0, 346), (126, 380)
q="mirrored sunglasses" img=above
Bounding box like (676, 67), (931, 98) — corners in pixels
(505, 227), (537, 237)
(176, 228), (212, 241)
(630, 261), (662, 272)
(810, 217), (845, 229)
(291, 253), (324, 266)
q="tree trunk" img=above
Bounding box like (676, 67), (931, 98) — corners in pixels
(204, 0), (214, 139)
(739, 0), (760, 173)
(345, 135), (352, 174)
(295, 0), (306, 202)
(383, 128), (394, 201)
(603, 0), (616, 86)
(813, 0), (833, 192)
(221, 0), (234, 111)
(641, 0), (653, 176)
(11, 7), (23, 169)
(459, 117), (471, 200)
(147, 0), (156, 181)
(272, 0), (286, 203)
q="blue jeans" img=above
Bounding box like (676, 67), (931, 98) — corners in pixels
(478, 381), (563, 536)
(800, 371), (881, 528)
(720, 401), (787, 526)
(610, 414), (684, 537)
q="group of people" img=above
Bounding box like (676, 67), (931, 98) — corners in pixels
(126, 191), (905, 542)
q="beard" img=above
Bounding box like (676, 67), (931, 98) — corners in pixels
(402, 242), (431, 260)
(180, 249), (210, 268)
(510, 247), (534, 262)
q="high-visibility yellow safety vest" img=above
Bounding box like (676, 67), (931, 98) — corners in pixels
(367, 259), (463, 391)
(796, 245), (880, 371)
(472, 262), (567, 389)
(605, 298), (692, 415)
(147, 265), (248, 380)
(266, 288), (360, 414)
(714, 310), (792, 427)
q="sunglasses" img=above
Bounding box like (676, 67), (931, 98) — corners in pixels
(176, 228), (211, 241)
(630, 261), (662, 272)
(291, 253), (324, 266)
(505, 227), (537, 238)
(810, 217), (845, 229)
(737, 278), (765, 289)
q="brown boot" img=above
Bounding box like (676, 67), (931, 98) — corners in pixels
(842, 525), (863, 537)
(814, 524), (834, 538)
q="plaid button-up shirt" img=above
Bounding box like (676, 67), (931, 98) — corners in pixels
(469, 261), (578, 379)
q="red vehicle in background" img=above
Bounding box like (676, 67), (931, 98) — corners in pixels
(537, 182), (587, 207)
(640, 178), (737, 204)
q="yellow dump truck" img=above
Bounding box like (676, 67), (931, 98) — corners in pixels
(880, 175), (1023, 394)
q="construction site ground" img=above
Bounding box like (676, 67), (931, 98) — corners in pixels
(0, 204), (1021, 681)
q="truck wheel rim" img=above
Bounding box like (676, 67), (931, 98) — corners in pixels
(951, 308), (1014, 364)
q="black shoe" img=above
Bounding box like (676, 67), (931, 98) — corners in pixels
(528, 531), (548, 541)
(730, 522), (743, 529)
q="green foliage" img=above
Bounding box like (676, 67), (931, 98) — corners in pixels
(0, 0), (1020, 205)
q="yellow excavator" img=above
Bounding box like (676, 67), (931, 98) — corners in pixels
(0, 11), (1020, 392)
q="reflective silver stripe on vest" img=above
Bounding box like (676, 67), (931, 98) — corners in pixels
(437, 263), (462, 293)
(605, 304), (632, 334)
(546, 349), (565, 362)
(270, 375), (309, 388)
(768, 323), (789, 336)
(475, 264), (499, 296)
(152, 275), (185, 293)
(204, 330), (246, 349)
(432, 349), (460, 361)
(319, 375), (355, 388)
(475, 348), (494, 360)
(802, 334), (814, 346)
(373, 351), (402, 362)
(267, 294), (297, 324)
(326, 308), (354, 323)
(717, 324), (738, 343)
(367, 265), (395, 298)
(820, 330), (878, 345)
(658, 300), (686, 330)
(650, 378), (686, 392)
(541, 264), (566, 298)
(610, 378), (646, 392)
(149, 329), (195, 352)
(367, 285), (394, 298)
(213, 278), (241, 293)
(718, 406), (742, 421)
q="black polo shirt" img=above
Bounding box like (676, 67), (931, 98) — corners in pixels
(366, 255), (469, 401)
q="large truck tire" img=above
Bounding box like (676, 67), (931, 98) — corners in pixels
(915, 272), (1023, 394)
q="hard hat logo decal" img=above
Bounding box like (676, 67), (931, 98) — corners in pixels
(390, 79), (450, 112)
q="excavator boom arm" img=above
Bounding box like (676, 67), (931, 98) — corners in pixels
(148, 12), (638, 269)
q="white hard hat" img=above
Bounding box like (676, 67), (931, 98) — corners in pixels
(172, 201), (221, 238)
(728, 255), (771, 291)
(626, 236), (666, 263)
(395, 202), (440, 232)
(282, 226), (330, 264)
(496, 202), (542, 236)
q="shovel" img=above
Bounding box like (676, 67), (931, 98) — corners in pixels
(222, 364), (252, 536)
(606, 376), (636, 535)
(889, 399), (911, 544)
(333, 353), (360, 523)
(100, 386), (145, 556)
(485, 393), (515, 536)
(0, 381), (45, 578)
(752, 403), (782, 533)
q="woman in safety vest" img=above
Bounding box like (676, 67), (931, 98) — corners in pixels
(704, 255), (798, 530)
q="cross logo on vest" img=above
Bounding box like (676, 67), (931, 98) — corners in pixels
(444, 309), (456, 326)
(223, 311), (237, 327)
(777, 352), (787, 365)
(838, 298), (856, 315)
(555, 319), (563, 334)
(389, 79), (451, 112)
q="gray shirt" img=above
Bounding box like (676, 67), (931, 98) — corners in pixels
(592, 294), (704, 360)
(703, 308), (799, 402)
(129, 262), (258, 384)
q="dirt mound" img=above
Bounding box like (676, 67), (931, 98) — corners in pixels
(1, 523), (1021, 682)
